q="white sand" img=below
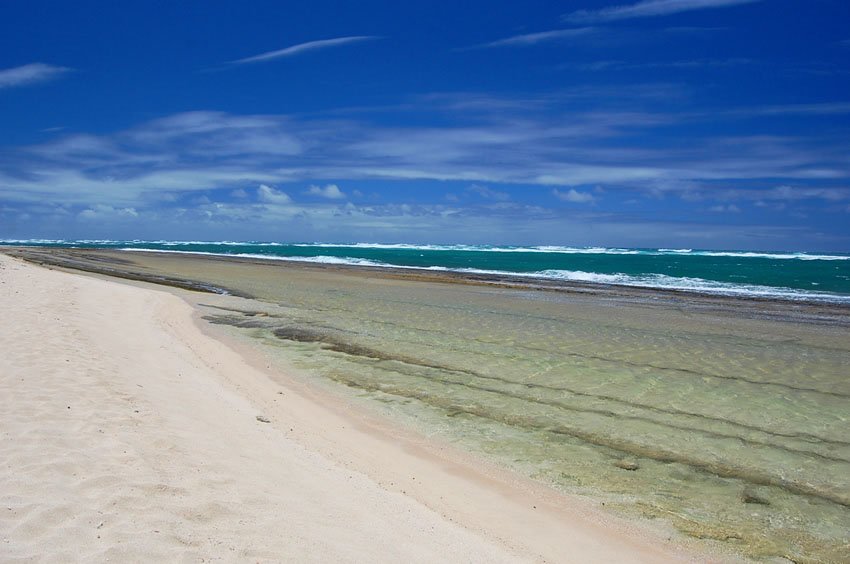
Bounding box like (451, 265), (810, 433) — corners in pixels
(0, 254), (711, 562)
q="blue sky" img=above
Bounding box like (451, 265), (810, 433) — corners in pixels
(1, 0), (849, 250)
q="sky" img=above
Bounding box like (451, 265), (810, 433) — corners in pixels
(1, 0), (849, 250)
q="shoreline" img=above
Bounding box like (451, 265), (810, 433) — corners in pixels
(7, 246), (850, 326)
(6, 241), (850, 307)
(118, 246), (850, 306)
(0, 252), (715, 561)
(5, 246), (848, 561)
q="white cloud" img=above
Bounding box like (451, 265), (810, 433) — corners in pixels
(306, 184), (346, 199)
(257, 184), (292, 204)
(553, 188), (595, 203)
(0, 63), (72, 89)
(230, 36), (379, 64)
(564, 0), (762, 23)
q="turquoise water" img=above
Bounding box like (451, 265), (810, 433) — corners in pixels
(3, 239), (850, 302)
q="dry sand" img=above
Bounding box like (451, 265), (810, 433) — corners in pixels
(0, 254), (710, 562)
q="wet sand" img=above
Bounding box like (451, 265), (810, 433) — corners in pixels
(6, 246), (850, 561)
(0, 251), (710, 562)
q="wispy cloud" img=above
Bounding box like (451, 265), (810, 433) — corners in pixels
(742, 102), (850, 116)
(467, 27), (596, 49)
(708, 204), (741, 213)
(2, 96), (848, 232)
(0, 63), (72, 89)
(716, 185), (850, 202)
(563, 57), (753, 72)
(468, 185), (510, 201)
(230, 36), (379, 64)
(79, 204), (138, 220)
(564, 0), (762, 23)
(663, 26), (729, 34)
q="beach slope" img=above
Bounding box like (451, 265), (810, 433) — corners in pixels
(0, 254), (697, 562)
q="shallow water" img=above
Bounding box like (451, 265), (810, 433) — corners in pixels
(16, 249), (850, 562)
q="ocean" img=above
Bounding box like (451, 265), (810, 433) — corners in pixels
(3, 239), (850, 303)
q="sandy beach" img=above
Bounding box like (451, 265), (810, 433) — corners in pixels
(0, 253), (709, 562)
